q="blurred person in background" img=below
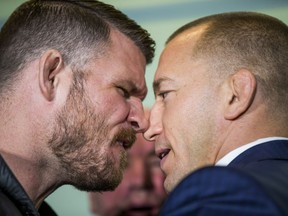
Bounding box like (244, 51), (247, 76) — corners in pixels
(89, 110), (166, 216)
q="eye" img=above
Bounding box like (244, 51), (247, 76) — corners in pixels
(117, 86), (130, 98)
(158, 91), (169, 100)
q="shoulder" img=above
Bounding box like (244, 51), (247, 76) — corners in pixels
(39, 202), (58, 216)
(160, 166), (284, 216)
(0, 191), (23, 216)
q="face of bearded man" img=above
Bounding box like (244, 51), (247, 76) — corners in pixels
(48, 73), (136, 192)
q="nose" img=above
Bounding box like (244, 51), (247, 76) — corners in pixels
(144, 102), (163, 141)
(130, 158), (153, 190)
(128, 97), (148, 133)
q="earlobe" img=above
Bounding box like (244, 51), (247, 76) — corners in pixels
(224, 69), (256, 120)
(39, 49), (64, 101)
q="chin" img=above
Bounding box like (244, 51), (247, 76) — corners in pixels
(164, 179), (175, 194)
(71, 170), (123, 192)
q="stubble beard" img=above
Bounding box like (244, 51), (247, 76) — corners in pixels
(48, 74), (134, 192)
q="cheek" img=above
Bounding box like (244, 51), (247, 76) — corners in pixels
(162, 106), (186, 148)
(161, 107), (175, 132)
(101, 192), (119, 206)
(103, 186), (127, 204)
(95, 95), (130, 125)
(113, 170), (134, 193)
(162, 94), (187, 128)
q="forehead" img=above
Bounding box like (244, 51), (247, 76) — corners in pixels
(161, 26), (206, 70)
(154, 27), (207, 89)
(87, 28), (148, 97)
(113, 29), (147, 87)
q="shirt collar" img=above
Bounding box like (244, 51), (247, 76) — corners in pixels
(216, 137), (288, 166)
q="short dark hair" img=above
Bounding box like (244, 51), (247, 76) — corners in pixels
(168, 12), (288, 116)
(0, 0), (155, 94)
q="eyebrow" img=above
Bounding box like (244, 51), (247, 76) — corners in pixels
(121, 80), (148, 100)
(153, 77), (173, 95)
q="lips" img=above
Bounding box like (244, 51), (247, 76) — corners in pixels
(117, 139), (133, 150)
(123, 206), (158, 216)
(114, 128), (136, 150)
(123, 205), (159, 216)
(156, 148), (170, 160)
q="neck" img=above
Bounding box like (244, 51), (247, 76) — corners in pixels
(0, 66), (63, 208)
(0, 108), (61, 209)
(0, 151), (61, 208)
(215, 115), (288, 163)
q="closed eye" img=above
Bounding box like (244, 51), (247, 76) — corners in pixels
(117, 86), (130, 98)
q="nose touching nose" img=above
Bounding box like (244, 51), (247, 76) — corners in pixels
(128, 97), (149, 133)
(144, 103), (163, 141)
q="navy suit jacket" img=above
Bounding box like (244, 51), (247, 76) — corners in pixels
(160, 140), (288, 216)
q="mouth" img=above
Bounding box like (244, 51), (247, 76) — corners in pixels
(117, 139), (133, 150)
(129, 206), (153, 211)
(156, 148), (170, 160)
(114, 128), (136, 150)
(123, 205), (159, 216)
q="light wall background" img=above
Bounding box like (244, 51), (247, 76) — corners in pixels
(1, 0), (288, 215)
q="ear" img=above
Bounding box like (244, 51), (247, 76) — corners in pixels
(39, 49), (64, 101)
(224, 69), (256, 120)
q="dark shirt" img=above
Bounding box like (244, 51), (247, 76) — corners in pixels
(0, 155), (57, 216)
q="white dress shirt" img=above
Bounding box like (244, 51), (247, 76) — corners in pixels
(216, 137), (288, 166)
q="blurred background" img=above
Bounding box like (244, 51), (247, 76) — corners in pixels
(1, 0), (288, 215)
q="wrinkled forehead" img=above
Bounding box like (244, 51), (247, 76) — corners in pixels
(110, 29), (148, 95)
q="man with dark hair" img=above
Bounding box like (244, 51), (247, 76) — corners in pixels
(145, 12), (288, 215)
(0, 0), (155, 215)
